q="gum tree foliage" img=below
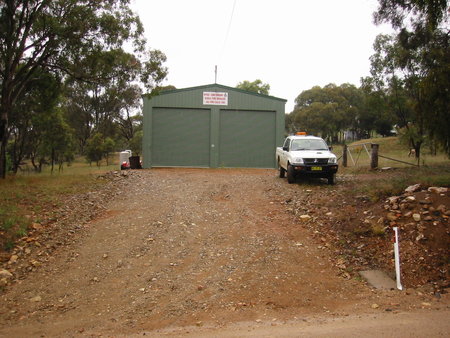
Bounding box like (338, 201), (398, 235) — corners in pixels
(236, 79), (270, 95)
(359, 76), (394, 137)
(372, 0), (449, 157)
(0, 0), (153, 178)
(289, 84), (364, 142)
(7, 68), (74, 173)
(85, 132), (115, 167)
(63, 48), (167, 155)
(32, 107), (75, 173)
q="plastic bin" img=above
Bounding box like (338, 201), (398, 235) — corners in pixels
(129, 156), (142, 169)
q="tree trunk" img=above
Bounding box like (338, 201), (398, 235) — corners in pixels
(0, 112), (9, 179)
(414, 143), (421, 166)
(51, 148), (55, 174)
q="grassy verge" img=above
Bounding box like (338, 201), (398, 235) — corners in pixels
(0, 156), (119, 251)
(346, 165), (450, 202)
(333, 136), (449, 169)
(331, 137), (449, 201)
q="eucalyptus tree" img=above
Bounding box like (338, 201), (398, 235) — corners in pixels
(359, 76), (393, 137)
(236, 79), (270, 95)
(292, 84), (364, 142)
(372, 0), (449, 156)
(7, 68), (64, 173)
(63, 48), (167, 154)
(0, 0), (149, 178)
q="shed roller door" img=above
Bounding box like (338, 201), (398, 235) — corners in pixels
(219, 110), (276, 168)
(152, 108), (210, 167)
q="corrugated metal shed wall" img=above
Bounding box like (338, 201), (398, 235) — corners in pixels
(219, 110), (276, 168)
(142, 84), (286, 168)
(151, 108), (210, 167)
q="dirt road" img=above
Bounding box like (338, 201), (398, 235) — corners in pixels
(0, 169), (448, 337)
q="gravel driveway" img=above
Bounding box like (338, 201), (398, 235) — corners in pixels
(0, 169), (448, 336)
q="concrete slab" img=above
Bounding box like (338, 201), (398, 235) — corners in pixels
(359, 270), (397, 290)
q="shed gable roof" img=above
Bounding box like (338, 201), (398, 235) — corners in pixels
(149, 83), (287, 103)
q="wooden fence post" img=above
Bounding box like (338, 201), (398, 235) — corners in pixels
(371, 143), (379, 169)
(343, 144), (348, 167)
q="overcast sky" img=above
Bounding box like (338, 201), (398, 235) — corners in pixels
(131, 0), (393, 112)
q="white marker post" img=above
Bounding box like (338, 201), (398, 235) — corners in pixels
(393, 227), (403, 290)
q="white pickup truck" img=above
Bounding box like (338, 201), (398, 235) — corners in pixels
(276, 133), (338, 184)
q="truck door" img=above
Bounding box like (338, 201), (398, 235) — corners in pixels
(280, 138), (291, 167)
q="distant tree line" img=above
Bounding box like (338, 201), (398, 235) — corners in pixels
(0, 0), (169, 177)
(0, 1), (447, 178)
(286, 83), (395, 143)
(287, 0), (449, 159)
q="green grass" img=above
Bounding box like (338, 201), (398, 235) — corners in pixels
(0, 154), (121, 251)
(0, 206), (31, 251)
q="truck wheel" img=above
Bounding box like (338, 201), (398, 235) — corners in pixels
(287, 164), (295, 184)
(327, 174), (335, 185)
(279, 163), (286, 178)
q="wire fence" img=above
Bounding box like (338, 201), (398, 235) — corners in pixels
(340, 143), (419, 169)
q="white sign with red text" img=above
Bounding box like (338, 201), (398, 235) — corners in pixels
(203, 92), (228, 105)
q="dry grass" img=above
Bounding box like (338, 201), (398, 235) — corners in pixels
(333, 136), (449, 170)
(0, 155), (120, 250)
(330, 137), (450, 202)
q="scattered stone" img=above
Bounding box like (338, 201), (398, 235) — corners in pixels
(371, 303), (379, 309)
(415, 233), (425, 242)
(386, 213), (397, 221)
(436, 205), (446, 213)
(428, 187), (448, 194)
(0, 269), (13, 279)
(387, 196), (400, 204)
(412, 214), (421, 222)
(405, 184), (421, 193)
(30, 260), (40, 267)
(30, 296), (42, 302)
(299, 215), (311, 221)
(8, 255), (18, 265)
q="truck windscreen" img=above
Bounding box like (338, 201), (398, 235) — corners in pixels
(291, 139), (328, 151)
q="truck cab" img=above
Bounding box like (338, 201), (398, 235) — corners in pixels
(276, 133), (338, 184)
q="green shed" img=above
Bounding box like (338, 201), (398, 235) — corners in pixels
(142, 83), (286, 168)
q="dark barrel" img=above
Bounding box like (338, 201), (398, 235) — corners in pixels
(129, 156), (142, 169)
